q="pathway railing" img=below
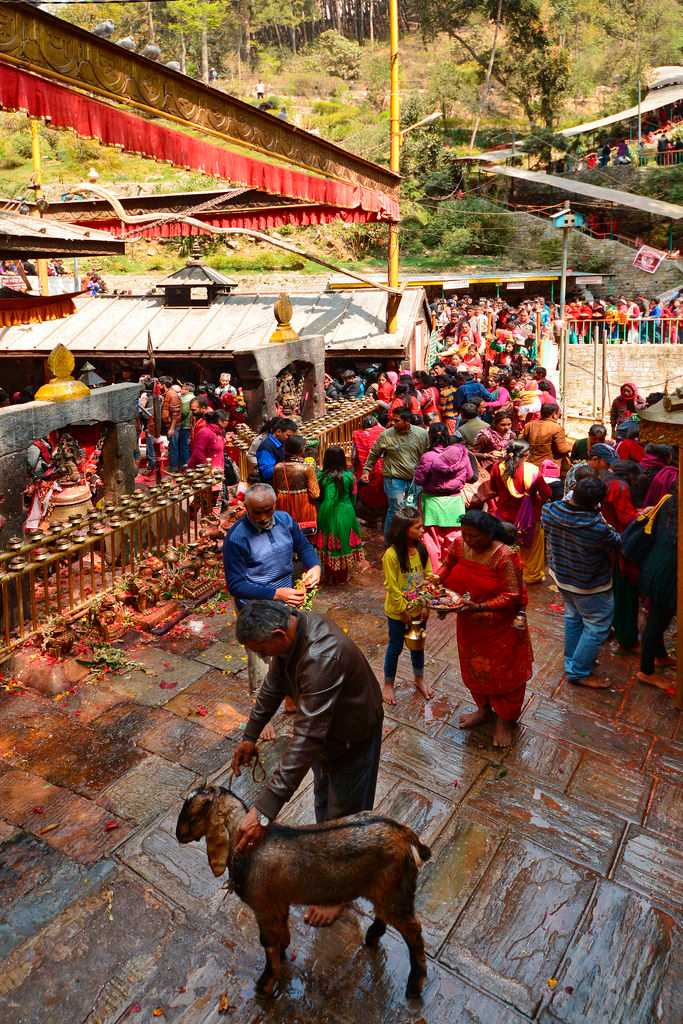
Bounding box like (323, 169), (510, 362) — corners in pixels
(565, 316), (683, 345)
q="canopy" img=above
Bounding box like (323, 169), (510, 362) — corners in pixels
(488, 166), (683, 220)
(561, 82), (683, 138)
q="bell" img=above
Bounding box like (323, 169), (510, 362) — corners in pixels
(404, 617), (426, 652)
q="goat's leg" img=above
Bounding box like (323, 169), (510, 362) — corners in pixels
(388, 914), (427, 999)
(255, 913), (288, 996)
(365, 916), (387, 948)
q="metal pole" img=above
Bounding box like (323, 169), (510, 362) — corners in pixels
(72, 256), (79, 294)
(30, 119), (49, 297)
(676, 446), (683, 710)
(559, 218), (570, 419)
(601, 330), (607, 425)
(386, 0), (400, 334)
(637, 75), (642, 153)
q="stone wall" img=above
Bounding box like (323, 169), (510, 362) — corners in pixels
(565, 344), (681, 419)
(0, 383), (139, 546)
(510, 212), (683, 296)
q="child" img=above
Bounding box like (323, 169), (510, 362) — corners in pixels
(382, 507), (433, 705)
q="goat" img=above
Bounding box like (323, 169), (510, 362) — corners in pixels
(176, 784), (431, 998)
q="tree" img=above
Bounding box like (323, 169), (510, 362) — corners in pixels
(413, 0), (570, 131)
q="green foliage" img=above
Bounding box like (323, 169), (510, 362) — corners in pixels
(311, 30), (362, 81)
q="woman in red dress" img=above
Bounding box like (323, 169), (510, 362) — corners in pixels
(352, 415), (387, 520)
(439, 510), (533, 748)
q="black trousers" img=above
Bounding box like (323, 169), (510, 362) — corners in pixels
(312, 724), (382, 823)
(640, 598), (675, 674)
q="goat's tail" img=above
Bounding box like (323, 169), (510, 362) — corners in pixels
(398, 824), (432, 865)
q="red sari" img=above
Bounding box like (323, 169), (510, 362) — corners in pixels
(352, 424), (387, 511)
(440, 539), (533, 720)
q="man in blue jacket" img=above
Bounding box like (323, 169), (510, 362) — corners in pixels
(224, 483), (321, 693)
(255, 418), (297, 483)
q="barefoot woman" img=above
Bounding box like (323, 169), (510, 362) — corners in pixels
(438, 510), (533, 747)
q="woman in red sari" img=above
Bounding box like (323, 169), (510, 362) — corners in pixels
(439, 510), (533, 748)
(352, 414), (387, 520)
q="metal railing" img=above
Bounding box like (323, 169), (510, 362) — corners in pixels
(566, 316), (683, 345)
(0, 466), (217, 662)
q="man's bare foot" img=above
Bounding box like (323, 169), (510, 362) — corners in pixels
(414, 677), (433, 700)
(567, 674), (611, 689)
(261, 722), (276, 741)
(458, 707), (494, 730)
(493, 717), (515, 748)
(636, 671), (672, 691)
(304, 904), (344, 927)
(283, 696), (297, 714)
(382, 682), (397, 705)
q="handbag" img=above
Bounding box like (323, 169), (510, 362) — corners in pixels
(461, 453), (493, 509)
(401, 478), (421, 511)
(622, 495), (670, 564)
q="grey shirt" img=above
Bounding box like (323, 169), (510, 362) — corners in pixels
(363, 425), (429, 480)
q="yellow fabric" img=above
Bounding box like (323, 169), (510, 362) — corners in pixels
(641, 494), (671, 535)
(500, 461), (538, 500)
(383, 546), (432, 619)
(0, 297), (75, 327)
(521, 525), (545, 584)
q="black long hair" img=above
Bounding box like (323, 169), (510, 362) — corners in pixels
(428, 422), (450, 449)
(503, 439), (529, 480)
(321, 444), (347, 497)
(387, 507), (428, 572)
(460, 509), (517, 545)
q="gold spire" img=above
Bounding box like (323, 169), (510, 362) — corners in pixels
(35, 344), (91, 402)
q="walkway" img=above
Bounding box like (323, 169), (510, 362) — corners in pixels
(0, 533), (681, 1023)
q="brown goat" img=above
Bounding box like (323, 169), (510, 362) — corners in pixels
(176, 784), (431, 998)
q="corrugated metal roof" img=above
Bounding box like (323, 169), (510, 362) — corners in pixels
(0, 288), (425, 357)
(0, 211), (124, 256)
(561, 82), (683, 138)
(488, 166), (683, 220)
(157, 260), (237, 288)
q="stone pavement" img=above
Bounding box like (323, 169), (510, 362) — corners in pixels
(0, 532), (682, 1024)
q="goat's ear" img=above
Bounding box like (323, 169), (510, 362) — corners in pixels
(205, 798), (230, 877)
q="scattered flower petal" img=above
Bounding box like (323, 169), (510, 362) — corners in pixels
(547, 978), (558, 989)
(196, 705), (209, 717)
(32, 805), (45, 814)
(104, 820), (120, 832)
(159, 680), (177, 690)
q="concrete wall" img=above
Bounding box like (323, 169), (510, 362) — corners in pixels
(565, 344), (681, 419)
(0, 383), (139, 546)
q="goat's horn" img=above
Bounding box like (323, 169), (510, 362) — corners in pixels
(199, 775), (208, 789)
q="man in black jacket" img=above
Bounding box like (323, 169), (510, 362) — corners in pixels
(231, 600), (383, 925)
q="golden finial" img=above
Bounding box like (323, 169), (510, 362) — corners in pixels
(270, 293), (299, 343)
(35, 344), (91, 402)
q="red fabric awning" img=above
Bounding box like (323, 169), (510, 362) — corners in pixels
(0, 64), (399, 222)
(0, 290), (77, 326)
(74, 205), (380, 238)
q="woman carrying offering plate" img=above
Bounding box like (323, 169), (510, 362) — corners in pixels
(437, 510), (533, 748)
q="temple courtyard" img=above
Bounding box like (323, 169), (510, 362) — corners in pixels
(0, 531), (681, 1024)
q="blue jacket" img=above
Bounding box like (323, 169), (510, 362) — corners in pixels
(256, 434), (283, 482)
(454, 380), (495, 410)
(224, 511), (319, 607)
(541, 499), (621, 594)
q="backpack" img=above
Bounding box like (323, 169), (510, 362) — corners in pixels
(622, 495), (671, 565)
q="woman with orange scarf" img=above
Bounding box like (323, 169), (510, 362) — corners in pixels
(438, 510), (533, 748)
(489, 440), (551, 584)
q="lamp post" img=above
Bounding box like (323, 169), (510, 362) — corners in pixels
(386, 0), (400, 334)
(29, 119), (50, 298)
(551, 204), (584, 419)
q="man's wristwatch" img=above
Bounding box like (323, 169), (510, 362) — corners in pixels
(257, 812), (270, 828)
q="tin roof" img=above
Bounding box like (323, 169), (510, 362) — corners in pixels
(157, 260), (237, 288)
(0, 287), (426, 358)
(0, 212), (124, 258)
(487, 166), (683, 220)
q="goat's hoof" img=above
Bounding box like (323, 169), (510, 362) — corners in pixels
(405, 972), (426, 999)
(256, 973), (278, 997)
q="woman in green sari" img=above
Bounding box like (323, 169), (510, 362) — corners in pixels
(316, 445), (364, 584)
